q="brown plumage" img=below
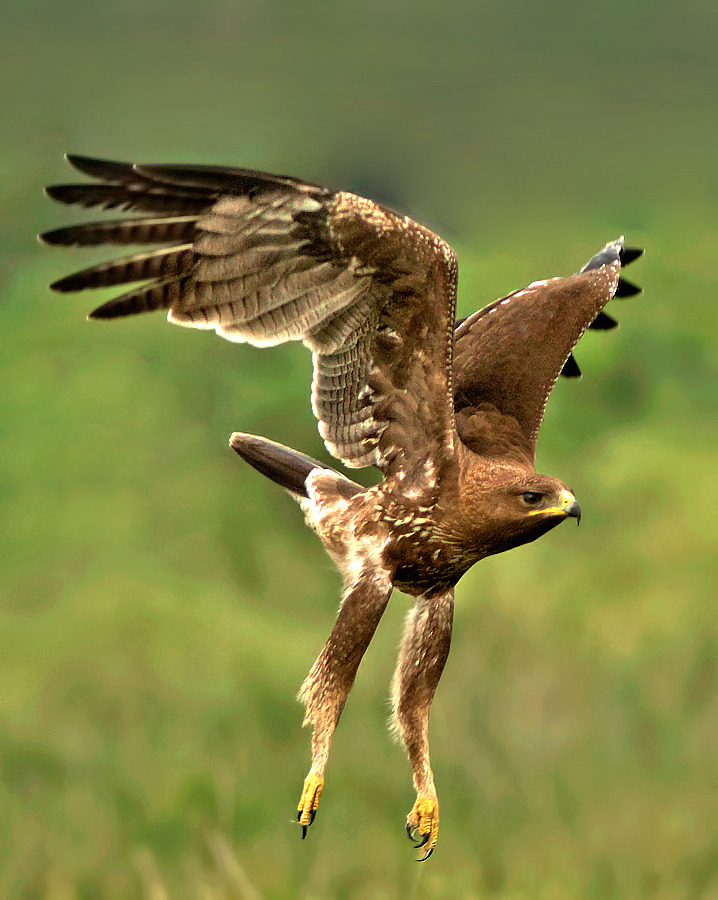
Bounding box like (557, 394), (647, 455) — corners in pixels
(41, 154), (643, 859)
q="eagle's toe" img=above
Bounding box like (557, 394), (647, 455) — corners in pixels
(297, 773), (324, 839)
(406, 793), (439, 861)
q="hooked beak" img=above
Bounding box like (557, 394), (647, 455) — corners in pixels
(558, 488), (581, 525)
(527, 488), (582, 525)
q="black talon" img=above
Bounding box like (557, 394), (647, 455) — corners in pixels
(406, 822), (415, 841)
(299, 809), (316, 839)
(417, 846), (435, 862)
(414, 831), (430, 849)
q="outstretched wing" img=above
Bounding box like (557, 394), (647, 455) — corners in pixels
(452, 239), (642, 462)
(42, 156), (458, 482)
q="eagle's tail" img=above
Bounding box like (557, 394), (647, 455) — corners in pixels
(229, 432), (362, 500)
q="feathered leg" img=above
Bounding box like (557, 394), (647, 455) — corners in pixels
(297, 568), (393, 837)
(392, 589), (454, 860)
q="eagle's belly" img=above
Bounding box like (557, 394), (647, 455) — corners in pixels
(387, 536), (477, 596)
(306, 480), (476, 596)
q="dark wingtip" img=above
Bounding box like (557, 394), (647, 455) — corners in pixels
(87, 308), (112, 320)
(38, 223), (89, 247)
(44, 184), (71, 203)
(579, 239), (643, 305)
(582, 239), (643, 275)
(589, 311), (618, 331)
(49, 274), (81, 293)
(87, 300), (131, 319)
(560, 354), (582, 379)
(65, 152), (92, 172)
(64, 153), (132, 182)
(578, 237), (622, 273)
(64, 153), (105, 179)
(616, 277), (642, 298)
(620, 246), (643, 266)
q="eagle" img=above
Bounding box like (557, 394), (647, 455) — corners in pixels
(41, 155), (642, 860)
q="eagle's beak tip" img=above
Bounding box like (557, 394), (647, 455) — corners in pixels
(567, 499), (581, 526)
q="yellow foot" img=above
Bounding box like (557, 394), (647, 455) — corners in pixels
(405, 793), (439, 861)
(297, 773), (324, 839)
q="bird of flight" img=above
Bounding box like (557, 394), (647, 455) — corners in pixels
(42, 155), (642, 860)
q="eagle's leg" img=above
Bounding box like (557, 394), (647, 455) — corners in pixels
(297, 566), (393, 837)
(391, 588), (454, 861)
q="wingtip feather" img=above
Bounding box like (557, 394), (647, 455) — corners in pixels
(616, 277), (642, 298)
(620, 246), (643, 266)
(64, 153), (134, 182)
(49, 275), (78, 293)
(589, 311), (619, 331)
(560, 354), (582, 378)
(65, 152), (89, 171)
(44, 184), (69, 203)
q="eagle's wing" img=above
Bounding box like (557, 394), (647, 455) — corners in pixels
(42, 156), (458, 481)
(452, 240), (642, 461)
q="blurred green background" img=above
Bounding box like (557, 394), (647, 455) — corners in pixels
(2, 0), (717, 897)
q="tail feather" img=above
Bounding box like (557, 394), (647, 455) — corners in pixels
(229, 432), (361, 499)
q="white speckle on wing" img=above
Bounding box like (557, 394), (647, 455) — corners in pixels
(297, 197), (322, 212)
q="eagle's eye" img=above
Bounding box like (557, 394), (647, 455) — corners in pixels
(522, 490), (543, 505)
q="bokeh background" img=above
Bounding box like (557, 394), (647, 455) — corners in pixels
(2, 1), (717, 897)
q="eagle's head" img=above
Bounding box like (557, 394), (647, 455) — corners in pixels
(459, 462), (581, 558)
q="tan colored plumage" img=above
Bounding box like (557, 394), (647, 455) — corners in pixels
(42, 155), (642, 859)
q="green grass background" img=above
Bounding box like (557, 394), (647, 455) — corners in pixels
(2, 1), (717, 896)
